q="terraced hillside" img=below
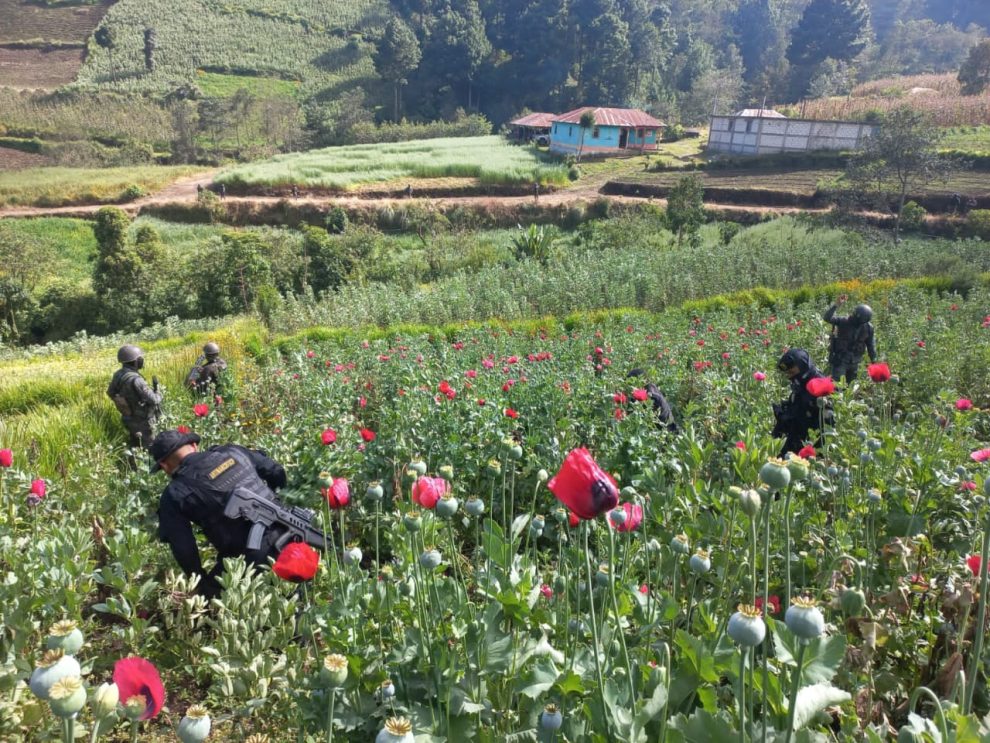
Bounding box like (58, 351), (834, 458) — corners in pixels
(75, 0), (389, 96)
(0, 0), (110, 88)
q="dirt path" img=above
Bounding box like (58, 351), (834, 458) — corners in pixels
(0, 169), (832, 220)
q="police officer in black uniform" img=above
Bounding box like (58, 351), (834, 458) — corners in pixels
(186, 341), (228, 395)
(823, 295), (877, 383)
(627, 368), (679, 433)
(772, 348), (833, 457)
(150, 429), (288, 598)
(107, 344), (162, 450)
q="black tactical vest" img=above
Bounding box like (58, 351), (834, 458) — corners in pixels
(107, 368), (143, 418)
(172, 446), (276, 556)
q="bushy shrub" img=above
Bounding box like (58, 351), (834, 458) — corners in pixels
(568, 165), (581, 181)
(967, 209), (990, 240)
(119, 184), (145, 202)
(324, 206), (348, 234)
(900, 200), (927, 231)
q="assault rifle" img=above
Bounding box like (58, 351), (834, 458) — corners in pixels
(223, 488), (326, 552)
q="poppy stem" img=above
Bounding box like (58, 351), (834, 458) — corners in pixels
(760, 499), (772, 743)
(583, 523), (608, 724)
(738, 648), (747, 743)
(607, 526), (635, 701)
(325, 687), (335, 743)
(783, 641), (807, 743)
(964, 515), (990, 713)
(130, 720), (139, 743)
(783, 486), (793, 609)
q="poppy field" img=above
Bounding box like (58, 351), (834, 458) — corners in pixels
(2, 284), (990, 742)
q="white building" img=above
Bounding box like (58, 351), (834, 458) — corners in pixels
(707, 108), (876, 156)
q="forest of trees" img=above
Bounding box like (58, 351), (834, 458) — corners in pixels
(367, 0), (988, 126)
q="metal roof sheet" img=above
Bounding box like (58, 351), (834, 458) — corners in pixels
(731, 108), (787, 118)
(510, 112), (556, 128)
(552, 106), (664, 128)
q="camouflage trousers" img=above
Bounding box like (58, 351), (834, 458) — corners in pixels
(123, 417), (156, 450)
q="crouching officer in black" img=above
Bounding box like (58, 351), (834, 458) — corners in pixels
(772, 348), (834, 457)
(627, 368), (679, 433)
(823, 295), (877, 383)
(151, 429), (293, 598)
(186, 341), (228, 395)
(107, 344), (162, 450)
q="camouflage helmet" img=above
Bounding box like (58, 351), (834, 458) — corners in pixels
(203, 342), (221, 358)
(117, 344), (144, 364)
(853, 304), (873, 323)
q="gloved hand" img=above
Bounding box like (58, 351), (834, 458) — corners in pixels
(152, 376), (160, 392)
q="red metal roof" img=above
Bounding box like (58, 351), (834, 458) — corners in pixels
(510, 112), (556, 128)
(552, 107), (664, 128)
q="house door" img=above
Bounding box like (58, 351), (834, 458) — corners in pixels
(619, 129), (628, 148)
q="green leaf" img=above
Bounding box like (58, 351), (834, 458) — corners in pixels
(631, 682), (668, 741)
(791, 683), (851, 731)
(554, 669), (586, 696)
(516, 658), (559, 699)
(771, 622), (845, 684)
(511, 513), (531, 542)
(669, 709), (738, 742)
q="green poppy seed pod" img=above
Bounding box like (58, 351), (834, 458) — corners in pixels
(397, 578), (415, 597)
(92, 682), (119, 719)
(409, 459), (427, 476)
(376, 716), (415, 743)
(567, 618), (585, 634)
(727, 605), (766, 647)
(620, 486), (638, 498)
(46, 620), (84, 656)
(177, 705), (212, 743)
(728, 486), (743, 498)
(486, 459), (502, 476)
(379, 679), (396, 700)
(689, 549), (711, 574)
(609, 506), (627, 526)
(595, 565), (611, 587)
(552, 574), (566, 593)
(840, 587), (867, 616)
(29, 650), (80, 701)
(867, 438), (882, 452)
(671, 534), (690, 555)
(343, 546), (363, 566)
(404, 469), (419, 483)
(509, 444), (523, 461)
(738, 488), (761, 518)
(48, 676), (86, 718)
(785, 597), (825, 640)
(365, 481), (384, 501)
(759, 458), (791, 491)
(438, 464), (454, 480)
(857, 429), (868, 441)
(540, 704), (563, 731)
(537, 469), (549, 482)
(317, 471), (334, 489)
(435, 496), (459, 518)
(123, 694), (148, 721)
(320, 654), (349, 688)
(786, 455), (810, 482)
(419, 548), (442, 570)
(402, 512), (422, 532)
(465, 497), (485, 517)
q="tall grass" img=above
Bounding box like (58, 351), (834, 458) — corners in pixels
(218, 135), (569, 189)
(0, 165), (202, 208)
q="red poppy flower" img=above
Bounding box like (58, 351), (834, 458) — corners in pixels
(639, 584), (649, 594)
(176, 425), (191, 435)
(632, 388), (648, 402)
(867, 363), (891, 383)
(798, 445), (817, 459)
(806, 377), (835, 397)
(613, 392), (628, 405)
(193, 403), (210, 417)
(568, 512), (580, 528)
(548, 448), (619, 520)
(614, 408), (625, 420)
(321, 428), (337, 445)
(29, 479), (46, 500)
(735, 441), (746, 450)
(416, 477), (449, 509)
(272, 542), (319, 582)
(465, 369), (477, 378)
(960, 481), (977, 491)
(608, 502), (643, 532)
(359, 428), (376, 442)
(968, 554), (985, 576)
(0, 449), (11, 467)
(113, 657), (164, 720)
(755, 595), (781, 615)
(477, 398), (486, 406)
(504, 408), (519, 419)
(540, 584), (553, 599)
(323, 478), (350, 508)
(956, 398), (974, 411)
(972, 449), (990, 463)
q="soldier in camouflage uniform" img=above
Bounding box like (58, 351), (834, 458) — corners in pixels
(823, 295), (877, 384)
(107, 344), (162, 450)
(186, 341), (228, 395)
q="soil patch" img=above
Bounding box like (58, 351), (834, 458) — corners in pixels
(0, 46), (86, 89)
(0, 145), (50, 170)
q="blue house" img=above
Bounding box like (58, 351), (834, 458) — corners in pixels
(549, 107), (664, 157)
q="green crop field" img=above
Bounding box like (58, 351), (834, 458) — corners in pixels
(194, 70), (303, 98)
(75, 0), (388, 95)
(0, 165), (203, 207)
(217, 135), (571, 190)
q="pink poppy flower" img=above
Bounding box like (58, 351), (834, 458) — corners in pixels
(548, 448), (619, 520)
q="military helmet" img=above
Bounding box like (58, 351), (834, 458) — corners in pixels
(777, 348), (810, 373)
(117, 344), (144, 364)
(203, 341), (220, 358)
(853, 304), (873, 323)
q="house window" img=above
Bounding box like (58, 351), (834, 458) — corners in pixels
(637, 128), (644, 138)
(746, 119), (752, 133)
(569, 126), (573, 137)
(593, 127), (600, 138)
